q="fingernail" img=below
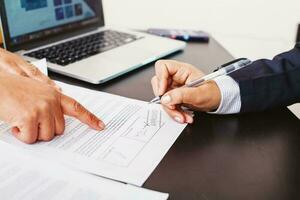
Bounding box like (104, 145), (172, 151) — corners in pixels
(186, 116), (194, 124)
(98, 121), (105, 130)
(174, 116), (183, 123)
(161, 95), (171, 104)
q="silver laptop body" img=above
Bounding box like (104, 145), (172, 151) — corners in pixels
(0, 0), (185, 84)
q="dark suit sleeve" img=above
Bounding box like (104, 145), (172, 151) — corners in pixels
(229, 43), (300, 113)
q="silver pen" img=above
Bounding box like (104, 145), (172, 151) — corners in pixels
(149, 58), (252, 104)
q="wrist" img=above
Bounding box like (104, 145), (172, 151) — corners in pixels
(197, 80), (221, 112)
(206, 81), (222, 111)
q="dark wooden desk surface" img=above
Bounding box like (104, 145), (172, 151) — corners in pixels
(50, 38), (300, 200)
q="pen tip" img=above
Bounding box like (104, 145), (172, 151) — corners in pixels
(149, 96), (161, 104)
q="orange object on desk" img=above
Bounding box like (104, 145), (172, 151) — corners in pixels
(0, 28), (3, 45)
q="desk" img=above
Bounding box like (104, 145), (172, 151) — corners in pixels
(50, 38), (300, 200)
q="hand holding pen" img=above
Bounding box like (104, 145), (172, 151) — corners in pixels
(150, 59), (251, 124)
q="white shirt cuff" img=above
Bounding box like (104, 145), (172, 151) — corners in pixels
(209, 75), (241, 114)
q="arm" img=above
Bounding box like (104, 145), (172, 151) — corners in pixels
(151, 45), (300, 123)
(230, 44), (300, 112)
(0, 48), (59, 89)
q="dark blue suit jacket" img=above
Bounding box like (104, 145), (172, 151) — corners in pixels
(230, 43), (300, 113)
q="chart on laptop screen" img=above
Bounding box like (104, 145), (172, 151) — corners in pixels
(4, 0), (97, 38)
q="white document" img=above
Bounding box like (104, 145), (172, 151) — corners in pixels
(0, 143), (168, 200)
(0, 73), (187, 186)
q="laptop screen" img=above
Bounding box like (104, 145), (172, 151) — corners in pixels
(1, 0), (104, 49)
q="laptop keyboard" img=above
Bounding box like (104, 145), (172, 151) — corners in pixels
(25, 30), (142, 66)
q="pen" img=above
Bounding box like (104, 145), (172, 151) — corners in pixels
(149, 58), (252, 104)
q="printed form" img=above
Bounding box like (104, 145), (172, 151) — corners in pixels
(0, 81), (187, 186)
(0, 143), (168, 200)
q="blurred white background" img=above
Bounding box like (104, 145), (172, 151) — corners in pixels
(103, 0), (300, 117)
(103, 0), (300, 59)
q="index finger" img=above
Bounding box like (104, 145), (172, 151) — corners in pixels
(155, 60), (182, 95)
(60, 94), (105, 131)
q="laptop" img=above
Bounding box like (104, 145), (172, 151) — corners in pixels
(0, 0), (186, 84)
